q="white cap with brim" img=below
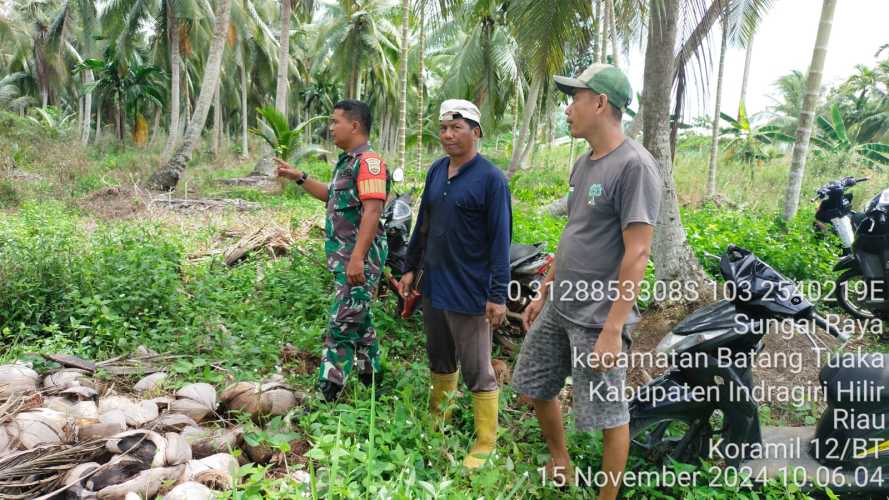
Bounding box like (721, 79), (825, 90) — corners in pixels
(439, 99), (484, 137)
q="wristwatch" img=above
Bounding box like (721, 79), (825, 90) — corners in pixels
(296, 172), (308, 185)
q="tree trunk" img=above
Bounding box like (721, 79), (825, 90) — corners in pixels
(511, 80), (520, 152)
(95, 97), (101, 142)
(78, 95), (84, 137)
(397, 0), (410, 174)
(739, 32), (755, 108)
(627, 103), (643, 139)
(249, 0), (292, 176)
(147, 0), (233, 191)
(627, 0), (724, 142)
(643, 0), (707, 291)
(599, 0), (608, 63)
(707, 14), (728, 198)
(115, 98), (123, 143)
(149, 110), (161, 146)
(507, 75), (542, 177)
(606, 0), (620, 67)
(184, 71), (192, 129)
(592, 0), (601, 63)
(415, 14), (426, 175)
(783, 0), (836, 221)
(212, 81), (221, 157)
(162, 2), (181, 160)
(81, 70), (93, 145)
(275, 0), (290, 115)
(240, 47), (249, 159)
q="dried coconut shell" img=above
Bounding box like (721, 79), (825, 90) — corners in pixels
(95, 464), (183, 500)
(80, 421), (127, 441)
(133, 372), (167, 393)
(43, 369), (92, 390)
(0, 364), (39, 397)
(86, 455), (147, 492)
(64, 462), (100, 486)
(106, 430), (167, 467)
(12, 408), (71, 448)
(181, 453), (239, 489)
(151, 413), (198, 433)
(165, 481), (215, 500)
(164, 432), (192, 465)
(180, 426), (242, 459)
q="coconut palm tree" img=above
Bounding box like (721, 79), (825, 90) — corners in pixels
(642, 0), (709, 290)
(439, 0), (519, 146)
(783, 0), (837, 220)
(506, 0), (592, 177)
(147, 0), (232, 191)
(766, 69), (808, 135)
(313, 0), (399, 101)
(706, 6), (728, 197)
(707, 0), (775, 195)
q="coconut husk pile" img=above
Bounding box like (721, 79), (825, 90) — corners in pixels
(0, 349), (309, 499)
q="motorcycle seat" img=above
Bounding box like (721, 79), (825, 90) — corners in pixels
(672, 300), (739, 336)
(510, 243), (544, 267)
(820, 353), (889, 409)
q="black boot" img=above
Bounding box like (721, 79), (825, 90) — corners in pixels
(359, 369), (383, 389)
(319, 380), (344, 402)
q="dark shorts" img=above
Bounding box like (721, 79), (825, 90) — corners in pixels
(512, 301), (633, 431)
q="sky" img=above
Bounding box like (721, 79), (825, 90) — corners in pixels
(621, 0), (889, 122)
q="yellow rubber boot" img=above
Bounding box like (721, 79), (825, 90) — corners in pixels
(430, 371), (459, 427)
(463, 389), (499, 469)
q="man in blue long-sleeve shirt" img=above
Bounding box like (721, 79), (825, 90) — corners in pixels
(397, 99), (512, 470)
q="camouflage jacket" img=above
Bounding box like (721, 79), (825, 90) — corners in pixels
(324, 144), (391, 272)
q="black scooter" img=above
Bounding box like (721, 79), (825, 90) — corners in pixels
(813, 176), (869, 254)
(378, 191), (415, 317)
(630, 246), (889, 495)
(495, 243), (554, 353)
(833, 188), (889, 321)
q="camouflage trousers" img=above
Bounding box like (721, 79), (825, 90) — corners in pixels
(319, 255), (386, 388)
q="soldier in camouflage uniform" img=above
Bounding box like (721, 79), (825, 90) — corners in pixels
(275, 100), (390, 402)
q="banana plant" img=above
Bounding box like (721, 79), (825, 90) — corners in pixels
(249, 106), (329, 163)
(811, 103), (889, 168)
(720, 102), (795, 164)
(26, 106), (75, 137)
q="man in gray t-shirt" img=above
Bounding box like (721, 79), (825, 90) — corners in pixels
(512, 64), (661, 498)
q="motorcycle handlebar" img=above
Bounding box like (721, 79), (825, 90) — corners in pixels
(812, 313), (850, 342)
(856, 176), (870, 183)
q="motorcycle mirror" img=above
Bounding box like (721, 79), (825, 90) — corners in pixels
(393, 168), (405, 183)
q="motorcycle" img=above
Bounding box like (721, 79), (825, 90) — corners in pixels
(495, 243), (554, 352)
(629, 246), (889, 495)
(386, 236), (554, 348)
(833, 187), (889, 321)
(812, 176), (869, 254)
(378, 191), (415, 317)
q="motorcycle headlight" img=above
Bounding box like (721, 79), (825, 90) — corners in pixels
(391, 200), (411, 222)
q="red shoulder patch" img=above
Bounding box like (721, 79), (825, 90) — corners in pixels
(357, 153), (387, 201)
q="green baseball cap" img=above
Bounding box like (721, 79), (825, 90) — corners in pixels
(554, 63), (632, 111)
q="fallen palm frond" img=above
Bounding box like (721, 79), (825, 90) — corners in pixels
(187, 223), (303, 266)
(0, 441), (105, 499)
